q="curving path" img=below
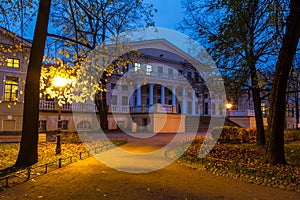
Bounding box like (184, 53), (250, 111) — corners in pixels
(0, 133), (299, 199)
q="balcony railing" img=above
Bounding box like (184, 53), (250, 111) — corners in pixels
(40, 101), (177, 114)
(39, 101), (97, 112)
(109, 104), (176, 114)
(229, 109), (255, 117)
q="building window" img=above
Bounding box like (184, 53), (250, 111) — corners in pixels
(111, 95), (117, 105)
(168, 68), (173, 79)
(261, 102), (266, 115)
(158, 66), (163, 74)
(77, 121), (91, 130)
(134, 63), (141, 71)
(7, 58), (20, 68)
(38, 120), (47, 131)
(146, 64), (152, 75)
(58, 120), (69, 130)
(4, 77), (19, 102)
(122, 96), (128, 106)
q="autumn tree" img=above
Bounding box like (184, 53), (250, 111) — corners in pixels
(266, 0), (300, 165)
(180, 0), (288, 145)
(47, 0), (156, 131)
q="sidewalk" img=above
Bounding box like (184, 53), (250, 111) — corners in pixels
(0, 155), (299, 199)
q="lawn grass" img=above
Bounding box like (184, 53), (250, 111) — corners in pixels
(0, 139), (127, 171)
(179, 139), (300, 191)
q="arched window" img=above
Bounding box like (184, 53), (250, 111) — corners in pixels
(76, 121), (91, 130)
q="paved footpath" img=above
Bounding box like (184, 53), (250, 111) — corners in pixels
(0, 133), (299, 199)
(0, 157), (299, 200)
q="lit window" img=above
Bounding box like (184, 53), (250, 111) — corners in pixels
(134, 63), (141, 71)
(4, 77), (19, 102)
(7, 58), (20, 68)
(261, 103), (266, 115)
(146, 64), (152, 75)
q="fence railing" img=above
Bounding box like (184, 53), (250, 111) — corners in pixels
(0, 142), (117, 190)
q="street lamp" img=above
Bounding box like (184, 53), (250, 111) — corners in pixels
(226, 103), (233, 119)
(52, 76), (68, 154)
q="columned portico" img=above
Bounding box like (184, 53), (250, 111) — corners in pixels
(161, 85), (165, 104)
(182, 88), (187, 114)
(192, 92), (196, 115)
(129, 85), (135, 106)
(172, 86), (176, 106)
(136, 83), (141, 106)
(149, 84), (154, 105)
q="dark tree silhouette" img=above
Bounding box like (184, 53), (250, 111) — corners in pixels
(14, 0), (52, 167)
(266, 0), (300, 165)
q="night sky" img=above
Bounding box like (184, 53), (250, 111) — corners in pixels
(145, 0), (183, 30)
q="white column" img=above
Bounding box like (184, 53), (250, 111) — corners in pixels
(149, 84), (154, 105)
(172, 86), (176, 106)
(192, 92), (196, 115)
(182, 88), (186, 114)
(161, 85), (165, 104)
(137, 83), (141, 106)
(129, 85), (134, 106)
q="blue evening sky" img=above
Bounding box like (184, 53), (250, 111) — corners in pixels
(145, 0), (184, 30)
(20, 0), (184, 39)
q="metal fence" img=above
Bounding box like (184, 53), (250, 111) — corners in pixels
(0, 143), (115, 190)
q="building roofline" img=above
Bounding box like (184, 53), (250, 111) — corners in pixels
(0, 26), (32, 48)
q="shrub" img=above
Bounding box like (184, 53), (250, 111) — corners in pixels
(59, 132), (82, 144)
(211, 126), (256, 143)
(285, 130), (300, 141)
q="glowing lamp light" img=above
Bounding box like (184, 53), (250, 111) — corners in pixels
(226, 103), (233, 110)
(53, 76), (68, 87)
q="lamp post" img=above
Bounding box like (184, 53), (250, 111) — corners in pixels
(52, 76), (68, 154)
(226, 103), (233, 119)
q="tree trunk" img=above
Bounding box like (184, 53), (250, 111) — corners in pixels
(249, 64), (266, 146)
(296, 79), (299, 129)
(14, 0), (51, 167)
(266, 0), (300, 165)
(95, 71), (108, 132)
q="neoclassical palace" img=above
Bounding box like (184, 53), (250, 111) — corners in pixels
(0, 27), (298, 133)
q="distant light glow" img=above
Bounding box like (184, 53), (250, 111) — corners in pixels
(52, 76), (68, 87)
(226, 103), (233, 109)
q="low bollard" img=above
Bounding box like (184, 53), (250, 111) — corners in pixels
(58, 158), (62, 168)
